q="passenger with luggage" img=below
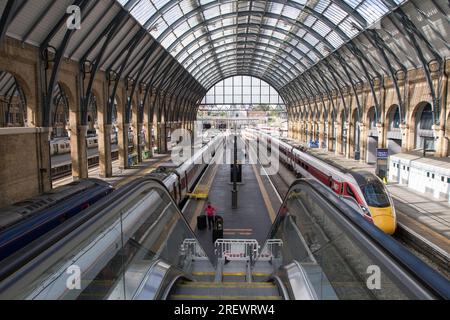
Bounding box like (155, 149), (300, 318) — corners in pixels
(205, 202), (216, 230)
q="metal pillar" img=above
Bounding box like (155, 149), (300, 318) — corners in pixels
(232, 134), (238, 209)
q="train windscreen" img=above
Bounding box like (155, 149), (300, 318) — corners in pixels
(352, 172), (390, 208)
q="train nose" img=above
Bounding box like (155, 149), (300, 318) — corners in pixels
(369, 206), (396, 235)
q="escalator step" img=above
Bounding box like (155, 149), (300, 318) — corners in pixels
(178, 281), (276, 288)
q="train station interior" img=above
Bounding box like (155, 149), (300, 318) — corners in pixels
(0, 0), (449, 301)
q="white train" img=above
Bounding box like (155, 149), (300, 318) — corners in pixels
(389, 153), (450, 202)
(247, 129), (397, 235)
(50, 132), (126, 156)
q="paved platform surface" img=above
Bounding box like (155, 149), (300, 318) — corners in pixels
(183, 162), (278, 261)
(52, 153), (170, 189)
(305, 148), (450, 252)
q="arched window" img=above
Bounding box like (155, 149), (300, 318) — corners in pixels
(0, 71), (27, 128)
(200, 76), (286, 117)
(415, 103), (434, 150)
(390, 107), (400, 130)
(368, 107), (376, 130)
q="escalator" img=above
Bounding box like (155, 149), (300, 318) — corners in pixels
(0, 178), (449, 300)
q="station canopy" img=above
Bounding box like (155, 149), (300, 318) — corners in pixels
(2, 0), (448, 110)
(119, 0), (409, 92)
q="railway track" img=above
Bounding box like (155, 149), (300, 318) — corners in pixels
(394, 222), (450, 279)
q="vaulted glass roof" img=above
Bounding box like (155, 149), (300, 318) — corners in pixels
(117, 0), (406, 90)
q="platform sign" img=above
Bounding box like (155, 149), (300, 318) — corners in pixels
(376, 148), (389, 179)
(376, 148), (389, 159)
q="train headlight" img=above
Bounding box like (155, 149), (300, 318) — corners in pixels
(360, 205), (372, 218)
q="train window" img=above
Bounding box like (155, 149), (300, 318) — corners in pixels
(432, 174), (435, 179)
(407, 167), (410, 171)
(447, 177), (450, 184)
(360, 181), (390, 208)
(427, 172), (430, 177)
(441, 176), (444, 182)
(403, 166), (405, 170)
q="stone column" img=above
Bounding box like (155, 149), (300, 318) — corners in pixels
(319, 121), (326, 149)
(376, 122), (386, 149)
(345, 122), (351, 158)
(433, 124), (445, 157)
(98, 123), (112, 177)
(359, 123), (367, 163)
(70, 124), (88, 179)
(158, 122), (168, 153)
(117, 123), (129, 170)
(336, 121), (342, 155)
(97, 89), (112, 177)
(132, 109), (142, 163)
(400, 123), (409, 152)
(143, 102), (152, 159)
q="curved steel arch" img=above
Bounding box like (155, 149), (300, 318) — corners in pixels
(203, 70), (284, 93)
(190, 47), (298, 81)
(173, 21), (327, 64)
(202, 67), (286, 92)
(181, 33), (314, 72)
(169, 11), (337, 60)
(198, 56), (289, 82)
(189, 46), (300, 82)
(194, 59), (291, 88)
(152, 1), (351, 47)
(205, 61), (282, 91)
(194, 57), (292, 87)
(199, 73), (287, 105)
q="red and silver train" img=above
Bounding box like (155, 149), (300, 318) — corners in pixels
(248, 129), (396, 234)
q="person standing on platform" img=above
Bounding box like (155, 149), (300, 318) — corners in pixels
(205, 202), (216, 230)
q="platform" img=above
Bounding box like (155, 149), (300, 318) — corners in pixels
(182, 162), (279, 261)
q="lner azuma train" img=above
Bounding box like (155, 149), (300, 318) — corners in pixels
(248, 129), (396, 235)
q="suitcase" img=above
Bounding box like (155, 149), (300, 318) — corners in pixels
(212, 229), (223, 244)
(197, 215), (207, 230)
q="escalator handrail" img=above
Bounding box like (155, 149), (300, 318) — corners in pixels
(0, 178), (211, 297)
(262, 178), (450, 299)
(0, 176), (155, 282)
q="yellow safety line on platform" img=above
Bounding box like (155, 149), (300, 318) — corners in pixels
(189, 163), (220, 229)
(192, 271), (216, 276)
(251, 272), (272, 277)
(251, 164), (277, 223)
(222, 272), (246, 276)
(178, 282), (275, 288)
